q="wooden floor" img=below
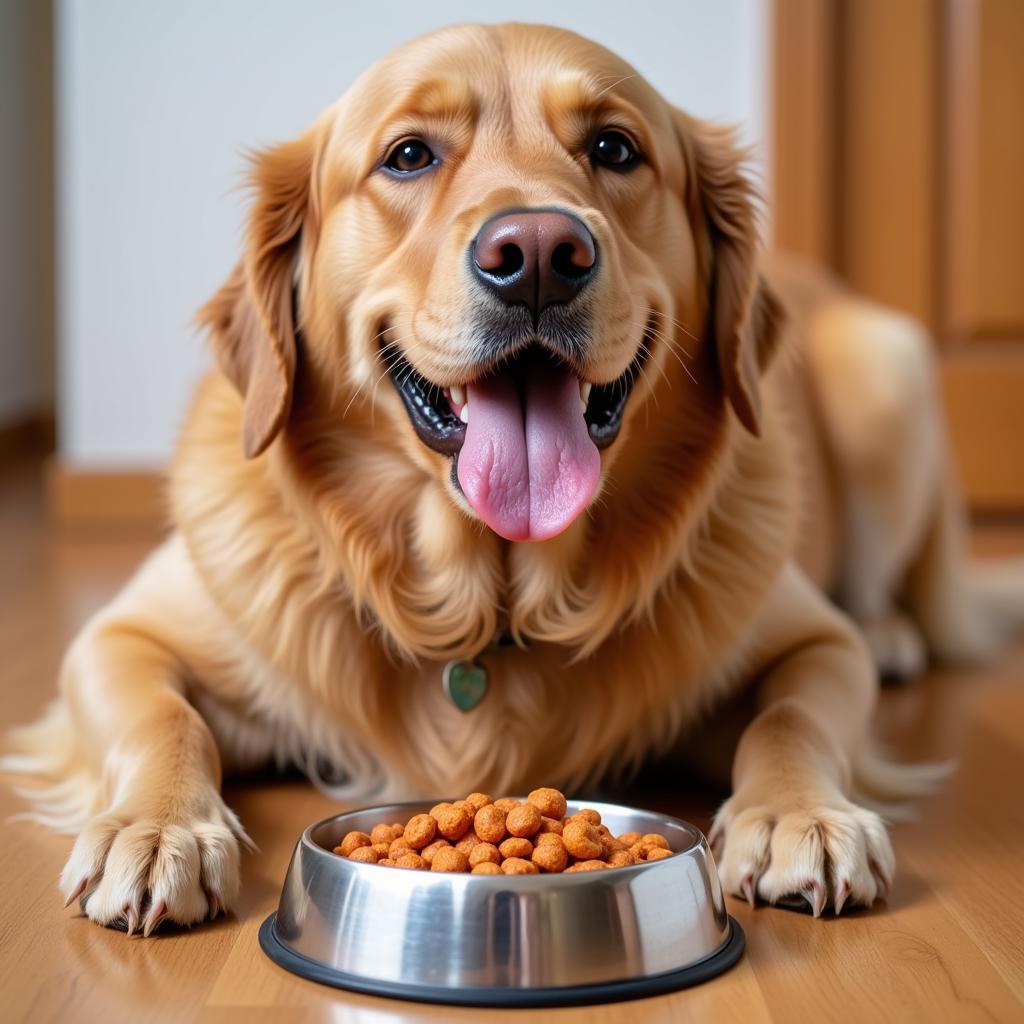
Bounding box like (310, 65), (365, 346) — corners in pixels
(1, 456), (1023, 1023)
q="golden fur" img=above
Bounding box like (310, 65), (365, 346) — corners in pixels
(6, 23), (1024, 933)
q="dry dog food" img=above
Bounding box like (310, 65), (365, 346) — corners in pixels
(332, 787), (675, 873)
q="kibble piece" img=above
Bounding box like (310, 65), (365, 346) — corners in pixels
(641, 833), (671, 851)
(370, 823), (402, 845)
(472, 861), (502, 875)
(420, 839), (452, 865)
(499, 836), (534, 859)
(645, 848), (673, 861)
(566, 808), (601, 826)
(527, 787), (567, 820)
(455, 833), (480, 856)
(599, 832), (625, 857)
(565, 859), (607, 872)
(617, 831), (641, 847)
(532, 840), (568, 873)
(535, 831), (563, 846)
(336, 831), (372, 857)
(474, 804), (507, 843)
(431, 847), (470, 873)
(377, 858), (396, 867)
(563, 819), (603, 860)
(606, 849), (637, 867)
(536, 816), (563, 836)
(464, 792), (492, 811)
(501, 857), (538, 875)
(469, 842), (501, 867)
(432, 803), (472, 841)
(493, 798), (520, 814)
(371, 842), (391, 857)
(389, 838), (414, 859)
(395, 852), (428, 870)
(348, 846), (379, 864)
(404, 814), (437, 849)
(506, 803), (542, 838)
(453, 799), (477, 819)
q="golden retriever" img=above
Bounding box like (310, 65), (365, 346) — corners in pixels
(7, 22), (1023, 936)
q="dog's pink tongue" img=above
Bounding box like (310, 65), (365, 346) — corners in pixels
(457, 367), (599, 541)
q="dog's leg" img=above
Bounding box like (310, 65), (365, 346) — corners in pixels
(10, 537), (248, 935)
(711, 563), (894, 915)
(804, 298), (941, 680)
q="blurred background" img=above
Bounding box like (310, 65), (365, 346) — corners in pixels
(0, 0), (1021, 527)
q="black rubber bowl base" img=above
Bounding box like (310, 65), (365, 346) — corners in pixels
(259, 912), (745, 1008)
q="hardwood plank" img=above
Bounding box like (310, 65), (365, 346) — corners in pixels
(733, 858), (1022, 1024)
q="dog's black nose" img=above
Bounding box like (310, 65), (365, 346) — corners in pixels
(471, 208), (597, 318)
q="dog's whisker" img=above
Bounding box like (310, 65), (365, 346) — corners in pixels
(638, 315), (700, 387)
(632, 321), (698, 388)
(638, 314), (695, 366)
(646, 307), (701, 350)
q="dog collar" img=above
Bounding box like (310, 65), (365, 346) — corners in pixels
(442, 631), (527, 712)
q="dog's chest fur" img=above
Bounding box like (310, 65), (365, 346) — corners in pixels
(169, 372), (799, 798)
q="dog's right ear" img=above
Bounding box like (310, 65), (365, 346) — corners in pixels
(673, 111), (784, 437)
(198, 121), (326, 458)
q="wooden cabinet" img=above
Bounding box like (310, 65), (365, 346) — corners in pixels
(773, 0), (1024, 510)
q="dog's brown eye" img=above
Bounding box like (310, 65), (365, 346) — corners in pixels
(384, 139), (435, 174)
(591, 130), (639, 169)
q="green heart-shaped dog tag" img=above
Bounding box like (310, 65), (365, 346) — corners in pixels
(443, 659), (488, 712)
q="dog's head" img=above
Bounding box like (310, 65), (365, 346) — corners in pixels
(202, 23), (781, 545)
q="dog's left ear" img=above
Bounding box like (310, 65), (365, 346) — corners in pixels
(676, 113), (784, 437)
(199, 119), (326, 458)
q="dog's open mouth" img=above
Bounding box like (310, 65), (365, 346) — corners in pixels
(386, 336), (648, 541)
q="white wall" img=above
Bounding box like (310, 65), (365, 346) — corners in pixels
(0, 0), (54, 428)
(57, 0), (769, 466)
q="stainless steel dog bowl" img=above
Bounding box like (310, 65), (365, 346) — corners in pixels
(260, 799), (743, 1007)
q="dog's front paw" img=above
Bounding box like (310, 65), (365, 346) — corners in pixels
(59, 789), (249, 935)
(710, 788), (894, 916)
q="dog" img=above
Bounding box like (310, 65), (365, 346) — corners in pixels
(7, 23), (1024, 936)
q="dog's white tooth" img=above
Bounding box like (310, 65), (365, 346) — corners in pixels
(580, 382), (592, 404)
(581, 399), (588, 413)
(450, 384), (465, 406)
(459, 404), (470, 424)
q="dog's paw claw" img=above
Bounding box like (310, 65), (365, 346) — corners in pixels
(739, 873), (757, 909)
(64, 874), (91, 909)
(143, 899), (168, 938)
(834, 878), (851, 916)
(803, 879), (826, 918)
(206, 891), (223, 920)
(124, 901), (140, 936)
